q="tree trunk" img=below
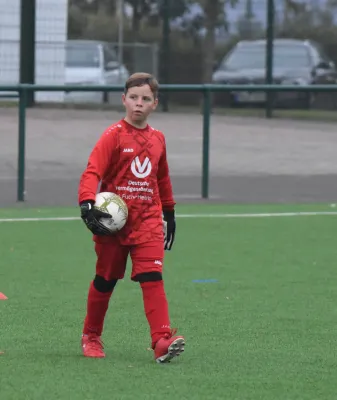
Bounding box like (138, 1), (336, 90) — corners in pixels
(132, 0), (142, 40)
(203, 0), (218, 83)
(97, 1), (107, 16)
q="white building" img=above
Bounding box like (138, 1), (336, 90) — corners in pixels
(0, 0), (68, 102)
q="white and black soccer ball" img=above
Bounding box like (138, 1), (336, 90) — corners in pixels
(94, 192), (128, 234)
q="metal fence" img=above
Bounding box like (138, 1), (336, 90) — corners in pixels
(3, 0), (337, 108)
(0, 39), (158, 104)
(3, 2), (337, 206)
(1, 83), (337, 205)
(112, 42), (158, 77)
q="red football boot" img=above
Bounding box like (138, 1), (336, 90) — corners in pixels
(81, 334), (105, 358)
(154, 329), (185, 363)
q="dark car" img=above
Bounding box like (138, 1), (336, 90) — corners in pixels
(212, 38), (337, 109)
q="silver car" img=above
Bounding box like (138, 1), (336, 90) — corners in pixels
(64, 40), (129, 105)
(212, 39), (337, 109)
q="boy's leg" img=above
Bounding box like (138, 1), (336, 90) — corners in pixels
(82, 237), (128, 357)
(130, 241), (185, 363)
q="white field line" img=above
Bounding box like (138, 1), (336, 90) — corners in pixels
(0, 211), (337, 223)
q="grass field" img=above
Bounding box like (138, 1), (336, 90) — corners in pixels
(1, 203), (337, 400)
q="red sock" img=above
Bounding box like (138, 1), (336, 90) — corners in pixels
(83, 281), (113, 336)
(140, 281), (171, 348)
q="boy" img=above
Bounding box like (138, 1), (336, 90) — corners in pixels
(78, 72), (185, 363)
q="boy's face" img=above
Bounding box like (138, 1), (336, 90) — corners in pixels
(122, 84), (158, 126)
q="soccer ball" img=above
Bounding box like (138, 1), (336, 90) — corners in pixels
(94, 192), (128, 233)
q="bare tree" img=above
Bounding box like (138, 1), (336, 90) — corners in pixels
(200, 0), (237, 83)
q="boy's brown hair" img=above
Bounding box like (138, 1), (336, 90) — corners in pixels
(124, 72), (159, 99)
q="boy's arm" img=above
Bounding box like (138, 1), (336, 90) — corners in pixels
(158, 139), (176, 251)
(78, 128), (118, 236)
(78, 128), (117, 204)
(157, 140), (176, 211)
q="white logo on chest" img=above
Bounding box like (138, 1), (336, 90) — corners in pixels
(131, 156), (152, 178)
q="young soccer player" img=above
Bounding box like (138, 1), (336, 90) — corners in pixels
(78, 72), (185, 363)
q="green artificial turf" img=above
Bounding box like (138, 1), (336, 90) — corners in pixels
(0, 204), (336, 400)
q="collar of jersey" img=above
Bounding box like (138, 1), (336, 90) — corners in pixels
(122, 119), (149, 132)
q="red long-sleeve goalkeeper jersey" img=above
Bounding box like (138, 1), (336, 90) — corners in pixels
(78, 119), (175, 245)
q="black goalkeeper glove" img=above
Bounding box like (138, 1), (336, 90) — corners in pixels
(80, 201), (112, 236)
(163, 210), (176, 250)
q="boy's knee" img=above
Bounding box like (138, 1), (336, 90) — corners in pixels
(93, 274), (118, 292)
(132, 272), (162, 283)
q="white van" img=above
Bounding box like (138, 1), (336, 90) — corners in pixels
(64, 40), (129, 104)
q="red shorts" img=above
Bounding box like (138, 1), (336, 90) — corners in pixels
(94, 237), (164, 281)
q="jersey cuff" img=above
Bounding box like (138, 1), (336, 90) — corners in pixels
(162, 206), (175, 212)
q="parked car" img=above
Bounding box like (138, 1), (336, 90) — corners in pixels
(212, 39), (337, 109)
(64, 40), (130, 105)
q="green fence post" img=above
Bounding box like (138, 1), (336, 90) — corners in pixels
(202, 88), (211, 199)
(17, 87), (27, 202)
(265, 0), (274, 118)
(20, 0), (36, 107)
(161, 0), (171, 112)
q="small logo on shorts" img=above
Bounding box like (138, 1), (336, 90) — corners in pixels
(154, 260), (162, 265)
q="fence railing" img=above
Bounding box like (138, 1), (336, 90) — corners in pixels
(2, 83), (337, 202)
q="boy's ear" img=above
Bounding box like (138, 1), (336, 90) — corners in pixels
(153, 97), (159, 109)
(122, 93), (126, 104)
